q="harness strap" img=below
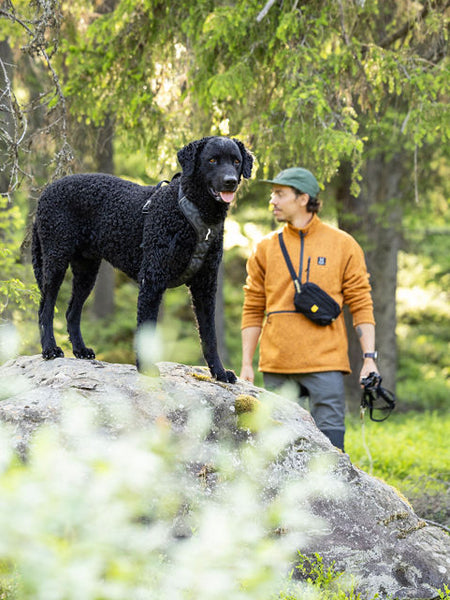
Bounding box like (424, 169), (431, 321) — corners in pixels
(142, 180), (171, 213)
(168, 183), (222, 288)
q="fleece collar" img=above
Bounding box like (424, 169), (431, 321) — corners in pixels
(284, 213), (321, 238)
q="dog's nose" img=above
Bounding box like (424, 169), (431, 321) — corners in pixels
(222, 175), (238, 190)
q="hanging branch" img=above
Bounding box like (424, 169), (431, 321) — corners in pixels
(256, 0), (278, 23)
(0, 0), (74, 199)
(0, 55), (28, 200)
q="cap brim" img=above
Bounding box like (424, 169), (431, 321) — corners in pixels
(260, 179), (285, 185)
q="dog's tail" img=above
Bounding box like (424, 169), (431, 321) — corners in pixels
(31, 222), (43, 292)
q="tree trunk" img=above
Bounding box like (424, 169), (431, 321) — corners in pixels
(0, 40), (14, 320)
(0, 40), (13, 197)
(93, 117), (116, 318)
(337, 155), (404, 412)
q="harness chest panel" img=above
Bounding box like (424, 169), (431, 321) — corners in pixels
(167, 186), (223, 288)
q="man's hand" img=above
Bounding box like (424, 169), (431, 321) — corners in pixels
(240, 364), (255, 383)
(360, 358), (379, 386)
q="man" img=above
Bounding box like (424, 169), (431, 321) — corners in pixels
(240, 167), (379, 451)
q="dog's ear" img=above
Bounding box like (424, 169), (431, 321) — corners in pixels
(233, 139), (254, 179)
(177, 138), (210, 177)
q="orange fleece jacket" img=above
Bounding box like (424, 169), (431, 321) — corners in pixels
(241, 215), (375, 374)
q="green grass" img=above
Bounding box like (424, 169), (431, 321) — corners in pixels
(345, 411), (450, 526)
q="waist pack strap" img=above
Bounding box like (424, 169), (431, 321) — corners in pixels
(278, 232), (301, 293)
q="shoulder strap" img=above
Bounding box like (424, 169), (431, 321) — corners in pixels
(142, 179), (171, 213)
(278, 232), (301, 293)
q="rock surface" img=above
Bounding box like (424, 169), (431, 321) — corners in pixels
(0, 355), (449, 599)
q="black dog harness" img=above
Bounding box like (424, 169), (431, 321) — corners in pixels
(143, 180), (223, 288)
(169, 184), (223, 287)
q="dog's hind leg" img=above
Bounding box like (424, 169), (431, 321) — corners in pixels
(67, 256), (102, 359)
(38, 261), (68, 359)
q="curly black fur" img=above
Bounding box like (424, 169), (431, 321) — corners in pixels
(32, 136), (253, 382)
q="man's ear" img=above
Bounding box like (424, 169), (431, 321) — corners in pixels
(232, 138), (254, 179)
(177, 137), (211, 177)
(298, 193), (310, 208)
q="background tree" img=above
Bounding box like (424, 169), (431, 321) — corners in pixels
(1, 0), (448, 411)
(0, 1), (70, 319)
(60, 0), (448, 406)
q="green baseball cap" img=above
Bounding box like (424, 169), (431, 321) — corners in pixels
(262, 167), (320, 198)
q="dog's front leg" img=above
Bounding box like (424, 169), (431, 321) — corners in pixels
(189, 273), (237, 384)
(136, 278), (165, 373)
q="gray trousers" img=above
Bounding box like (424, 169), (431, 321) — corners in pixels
(263, 371), (345, 449)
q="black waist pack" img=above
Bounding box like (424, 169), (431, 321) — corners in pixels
(279, 232), (341, 326)
(293, 281), (341, 326)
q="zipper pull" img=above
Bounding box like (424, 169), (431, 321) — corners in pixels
(306, 257), (311, 283)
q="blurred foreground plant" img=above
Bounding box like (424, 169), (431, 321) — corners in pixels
(0, 366), (349, 600)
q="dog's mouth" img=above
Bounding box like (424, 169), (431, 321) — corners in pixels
(209, 189), (236, 204)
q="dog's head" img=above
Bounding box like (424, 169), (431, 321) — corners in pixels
(177, 136), (254, 205)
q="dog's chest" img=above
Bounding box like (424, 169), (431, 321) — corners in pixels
(142, 213), (197, 269)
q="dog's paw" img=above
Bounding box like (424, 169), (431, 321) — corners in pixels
(42, 346), (64, 360)
(225, 370), (237, 384)
(73, 347), (96, 360)
(136, 357), (159, 376)
(213, 369), (237, 384)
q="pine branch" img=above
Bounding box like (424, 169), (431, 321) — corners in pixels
(378, 0), (450, 49)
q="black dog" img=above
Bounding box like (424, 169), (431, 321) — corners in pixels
(32, 136), (253, 382)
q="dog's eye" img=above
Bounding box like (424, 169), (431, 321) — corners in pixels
(209, 158), (217, 164)
(234, 159), (241, 166)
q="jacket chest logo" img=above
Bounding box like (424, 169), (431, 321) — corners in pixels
(317, 257), (326, 266)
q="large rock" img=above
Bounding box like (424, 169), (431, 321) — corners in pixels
(0, 355), (448, 598)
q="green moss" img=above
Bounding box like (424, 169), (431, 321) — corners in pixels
(234, 394), (260, 414)
(191, 372), (215, 382)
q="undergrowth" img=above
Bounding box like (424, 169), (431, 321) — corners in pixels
(279, 553), (363, 599)
(346, 411), (450, 526)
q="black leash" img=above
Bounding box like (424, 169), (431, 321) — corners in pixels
(359, 372), (396, 473)
(360, 372), (396, 422)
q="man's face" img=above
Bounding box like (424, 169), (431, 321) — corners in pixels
(269, 185), (308, 223)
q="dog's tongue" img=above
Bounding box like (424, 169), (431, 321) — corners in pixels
(220, 191), (235, 204)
